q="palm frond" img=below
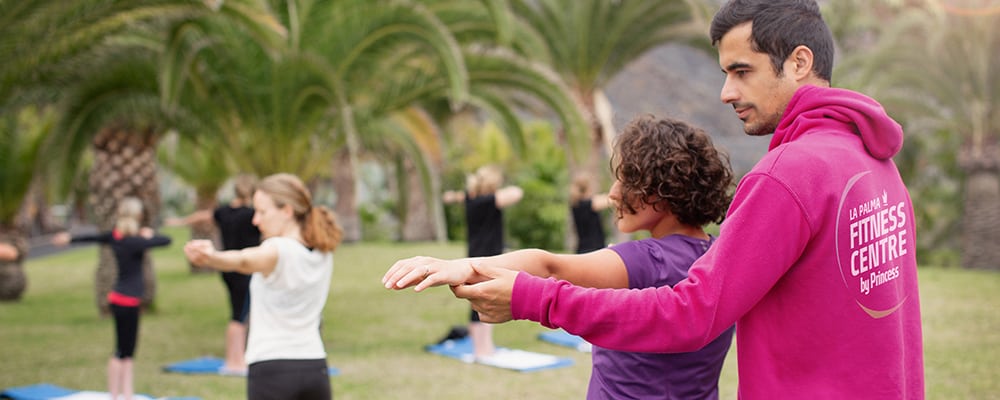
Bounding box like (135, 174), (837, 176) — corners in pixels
(509, 0), (698, 91)
(0, 107), (54, 222)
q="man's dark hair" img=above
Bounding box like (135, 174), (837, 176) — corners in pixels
(710, 0), (834, 81)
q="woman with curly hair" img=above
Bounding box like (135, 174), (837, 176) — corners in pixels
(384, 115), (736, 399)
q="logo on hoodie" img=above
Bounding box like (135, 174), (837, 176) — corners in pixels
(836, 171), (910, 318)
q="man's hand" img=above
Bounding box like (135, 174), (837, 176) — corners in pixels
(451, 263), (519, 323)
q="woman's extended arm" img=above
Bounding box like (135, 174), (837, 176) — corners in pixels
(494, 186), (524, 208)
(165, 209), (213, 227)
(384, 247), (627, 292)
(590, 193), (612, 211)
(184, 239), (278, 275)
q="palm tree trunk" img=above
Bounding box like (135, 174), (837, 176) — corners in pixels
(0, 227), (28, 301)
(332, 149), (361, 242)
(18, 182), (58, 236)
(959, 150), (1000, 270)
(400, 157), (443, 241)
(89, 123), (161, 316)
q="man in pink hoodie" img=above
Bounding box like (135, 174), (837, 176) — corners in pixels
(449, 0), (925, 398)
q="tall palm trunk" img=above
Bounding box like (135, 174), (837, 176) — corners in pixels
(0, 227), (28, 301)
(399, 157), (446, 241)
(332, 149), (361, 242)
(574, 90), (629, 245)
(89, 124), (161, 316)
(19, 182), (58, 236)
(960, 150), (1000, 270)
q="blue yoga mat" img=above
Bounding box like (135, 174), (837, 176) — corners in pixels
(538, 329), (593, 352)
(0, 383), (198, 400)
(163, 357), (339, 376)
(425, 336), (574, 372)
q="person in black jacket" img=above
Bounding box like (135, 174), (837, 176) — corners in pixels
(569, 171), (611, 254)
(53, 197), (171, 400)
(167, 174), (260, 374)
(442, 165), (523, 360)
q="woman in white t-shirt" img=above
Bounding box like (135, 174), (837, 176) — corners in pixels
(184, 173), (342, 400)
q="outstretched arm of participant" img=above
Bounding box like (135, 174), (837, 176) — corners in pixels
(442, 190), (465, 204)
(383, 248), (627, 292)
(165, 209), (212, 227)
(591, 193), (612, 211)
(184, 239), (277, 275)
(495, 186), (524, 208)
(51, 232), (72, 247)
(451, 264), (518, 323)
(383, 256), (483, 292)
(0, 242), (19, 261)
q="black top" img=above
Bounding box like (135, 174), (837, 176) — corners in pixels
(572, 199), (606, 254)
(465, 193), (503, 257)
(214, 205), (261, 250)
(72, 231), (171, 298)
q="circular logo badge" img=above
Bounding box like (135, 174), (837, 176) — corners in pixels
(835, 171), (911, 318)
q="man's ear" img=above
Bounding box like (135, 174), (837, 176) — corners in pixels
(786, 45), (815, 81)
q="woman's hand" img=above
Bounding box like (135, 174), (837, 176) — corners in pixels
(383, 256), (478, 292)
(51, 232), (71, 247)
(183, 240), (217, 268)
(0, 242), (19, 261)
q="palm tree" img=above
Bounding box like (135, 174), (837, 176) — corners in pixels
(0, 107), (53, 301)
(169, 0), (590, 244)
(504, 0), (708, 177)
(361, 0), (592, 241)
(19, 0), (287, 315)
(285, 0), (472, 241)
(836, 1), (1000, 268)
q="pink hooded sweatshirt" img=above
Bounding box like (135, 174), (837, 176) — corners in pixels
(512, 85), (924, 399)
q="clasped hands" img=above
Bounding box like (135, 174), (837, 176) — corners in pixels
(183, 240), (217, 266)
(382, 256), (518, 323)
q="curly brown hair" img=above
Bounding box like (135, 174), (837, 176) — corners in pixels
(611, 115), (734, 227)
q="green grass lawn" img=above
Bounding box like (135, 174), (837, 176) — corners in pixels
(1, 227), (998, 399)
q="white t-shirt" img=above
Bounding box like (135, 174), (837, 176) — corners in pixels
(245, 236), (333, 364)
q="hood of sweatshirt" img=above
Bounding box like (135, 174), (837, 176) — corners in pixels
(770, 85), (903, 160)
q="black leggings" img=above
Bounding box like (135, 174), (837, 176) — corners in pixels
(248, 359), (331, 400)
(221, 271), (251, 322)
(111, 304), (140, 359)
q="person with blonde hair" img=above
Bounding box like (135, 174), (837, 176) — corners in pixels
(569, 171), (611, 254)
(167, 173), (261, 374)
(53, 197), (172, 400)
(441, 165), (523, 360)
(184, 173), (342, 400)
